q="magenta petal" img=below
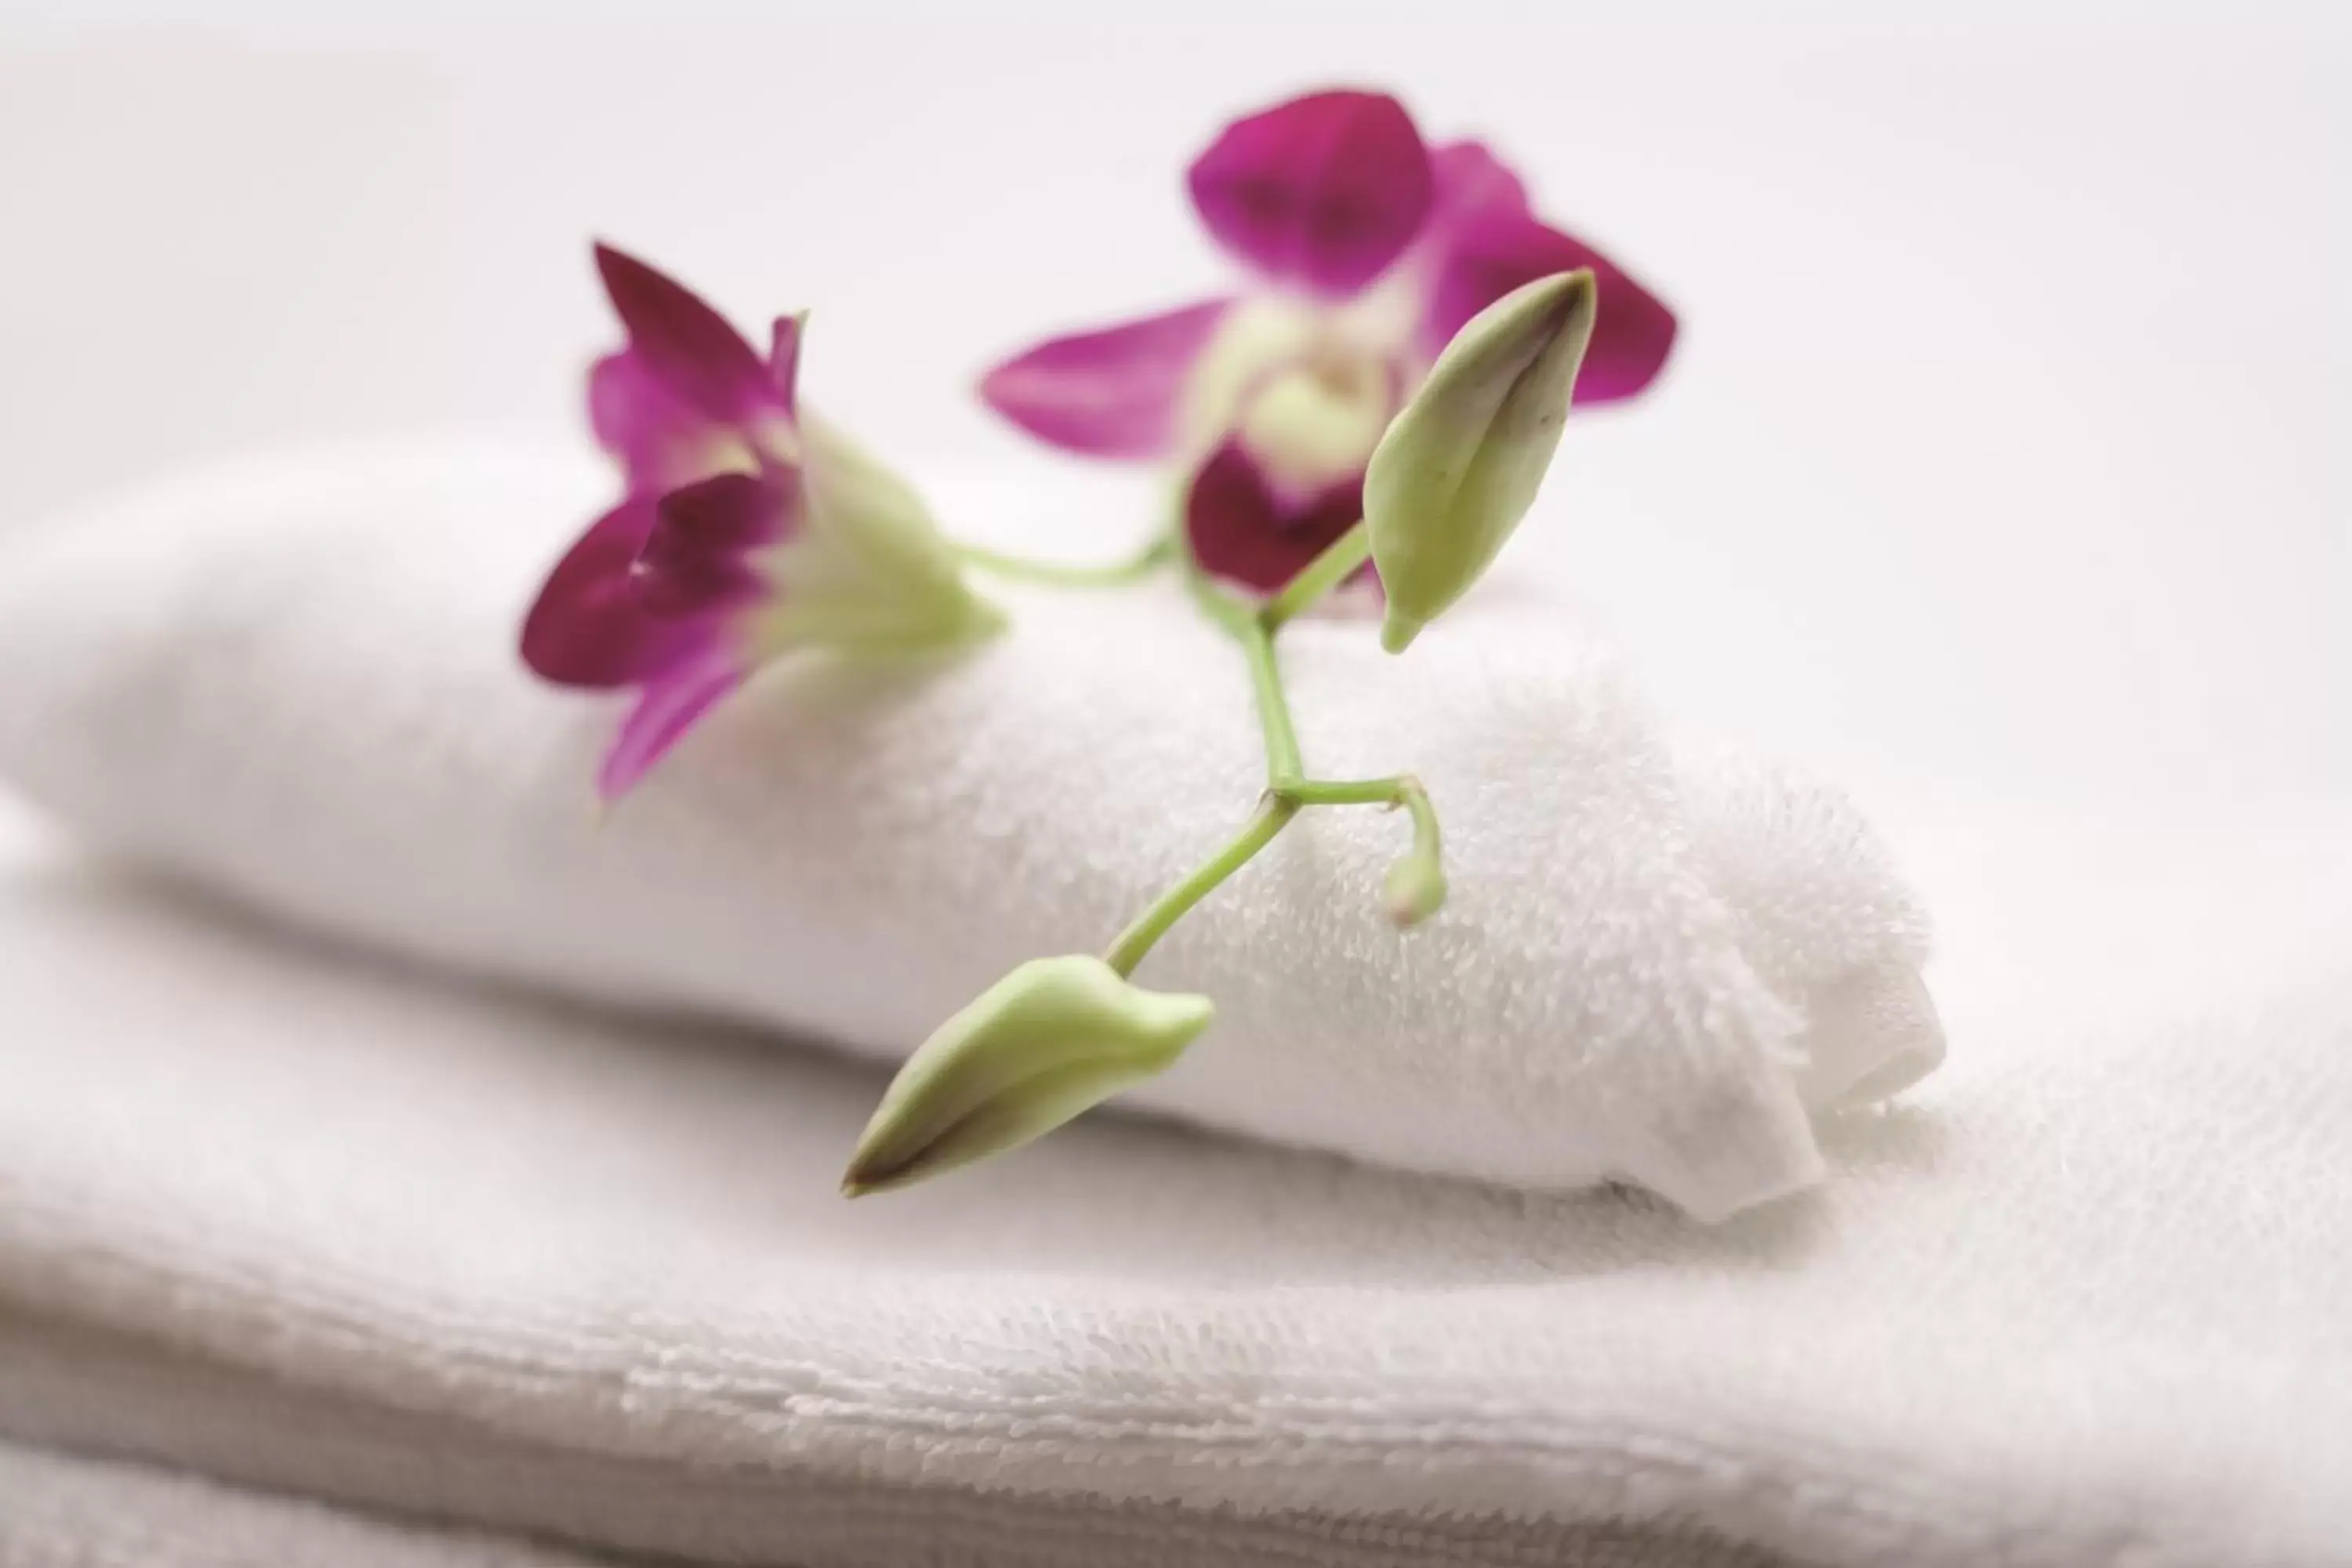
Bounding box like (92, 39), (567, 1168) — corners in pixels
(769, 315), (804, 416)
(635, 471), (796, 619)
(1185, 441), (1367, 594)
(979, 299), (1234, 459)
(596, 656), (745, 801)
(1570, 257), (1678, 404)
(1187, 89), (1435, 296)
(588, 350), (738, 495)
(1427, 140), (1531, 228)
(521, 499), (706, 690)
(593, 243), (775, 424)
(1419, 143), (1676, 404)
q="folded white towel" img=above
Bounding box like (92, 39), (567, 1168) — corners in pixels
(0, 803), (2347, 1567)
(0, 441), (1938, 1219)
(0, 1441), (604, 1568)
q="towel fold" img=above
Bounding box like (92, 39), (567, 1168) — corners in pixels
(0, 1440), (611, 1568)
(0, 800), (2347, 1567)
(0, 441), (1939, 1218)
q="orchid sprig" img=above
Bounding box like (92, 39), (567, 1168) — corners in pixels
(519, 86), (1670, 1196)
(845, 270), (1598, 1192)
(1088, 268), (1603, 981)
(851, 289), (1625, 1198)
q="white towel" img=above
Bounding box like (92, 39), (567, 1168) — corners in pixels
(0, 1441), (607, 1568)
(0, 441), (1939, 1220)
(0, 797), (2347, 1567)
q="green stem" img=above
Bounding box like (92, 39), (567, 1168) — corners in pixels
(1279, 775), (1443, 911)
(1398, 779), (1442, 871)
(956, 535), (1171, 588)
(1102, 539), (1446, 975)
(1278, 777), (1400, 806)
(1102, 792), (1300, 977)
(1279, 771), (1436, 837)
(1183, 566), (1303, 786)
(1236, 615), (1304, 785)
(1258, 520), (1370, 633)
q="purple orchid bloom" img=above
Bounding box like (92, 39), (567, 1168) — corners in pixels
(979, 88), (1678, 593)
(524, 245), (997, 800)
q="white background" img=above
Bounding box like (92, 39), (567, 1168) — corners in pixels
(1, 0), (2346, 809)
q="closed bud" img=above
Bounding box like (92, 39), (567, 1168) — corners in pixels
(1381, 852), (1448, 928)
(840, 956), (1214, 1196)
(1363, 269), (1598, 654)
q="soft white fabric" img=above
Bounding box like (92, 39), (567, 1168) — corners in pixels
(0, 793), (2348, 1568)
(0, 441), (1940, 1220)
(6, 445), (2349, 1567)
(0, 1441), (610, 1568)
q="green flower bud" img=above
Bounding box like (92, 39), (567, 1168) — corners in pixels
(1363, 269), (1598, 654)
(840, 956), (1214, 1196)
(1381, 851), (1448, 929)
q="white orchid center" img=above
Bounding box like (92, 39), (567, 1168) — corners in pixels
(1178, 296), (1409, 497)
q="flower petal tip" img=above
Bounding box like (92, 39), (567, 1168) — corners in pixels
(587, 242), (771, 425)
(1585, 281), (1678, 404)
(589, 241), (674, 322)
(976, 299), (1232, 459)
(1187, 87), (1435, 296)
(770, 314), (806, 412)
(592, 659), (745, 804)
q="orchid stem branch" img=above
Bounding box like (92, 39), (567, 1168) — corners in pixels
(1101, 548), (1447, 975)
(1185, 566), (1303, 784)
(1278, 772), (1436, 838)
(1281, 775), (1443, 912)
(956, 535), (1172, 588)
(1258, 521), (1370, 633)
(1102, 791), (1298, 977)
(1236, 614), (1305, 784)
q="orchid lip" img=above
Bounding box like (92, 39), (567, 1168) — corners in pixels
(521, 497), (707, 690)
(629, 471), (796, 622)
(1183, 438), (1370, 596)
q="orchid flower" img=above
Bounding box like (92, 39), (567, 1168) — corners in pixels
(522, 245), (1000, 800)
(979, 88), (1677, 593)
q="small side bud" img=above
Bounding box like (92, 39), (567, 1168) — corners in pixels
(840, 956), (1214, 1196)
(1363, 269), (1597, 653)
(1381, 852), (1448, 928)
